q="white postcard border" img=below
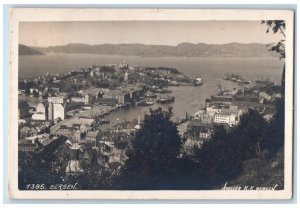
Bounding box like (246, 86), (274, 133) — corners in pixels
(9, 8), (294, 200)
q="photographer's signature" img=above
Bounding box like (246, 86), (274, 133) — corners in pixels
(221, 182), (279, 191)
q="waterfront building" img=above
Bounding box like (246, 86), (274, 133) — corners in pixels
(194, 110), (205, 118)
(213, 112), (238, 127)
(211, 95), (234, 103)
(234, 95), (259, 103)
(231, 101), (263, 112)
(95, 98), (118, 106)
(206, 105), (223, 117)
(116, 91), (131, 104)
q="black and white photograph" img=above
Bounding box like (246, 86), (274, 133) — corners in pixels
(9, 8), (294, 199)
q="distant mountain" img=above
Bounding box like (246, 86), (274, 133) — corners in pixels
(19, 44), (45, 55)
(33, 42), (276, 57)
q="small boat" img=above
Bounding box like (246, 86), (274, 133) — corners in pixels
(137, 99), (154, 106)
(224, 73), (250, 84)
(150, 88), (172, 94)
(223, 73), (231, 80)
(193, 76), (204, 86)
(157, 95), (175, 104)
(145, 93), (157, 98)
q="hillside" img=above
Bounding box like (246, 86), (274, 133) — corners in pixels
(33, 42), (277, 57)
(228, 148), (284, 190)
(19, 44), (45, 55)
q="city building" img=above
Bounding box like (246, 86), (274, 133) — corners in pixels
(49, 103), (66, 120)
(18, 139), (40, 152)
(85, 131), (100, 146)
(206, 105), (223, 117)
(213, 112), (238, 127)
(73, 130), (81, 142)
(47, 96), (66, 104)
(55, 125), (72, 137)
(234, 95), (259, 103)
(199, 128), (211, 139)
(71, 94), (91, 104)
(48, 102), (53, 120)
(32, 103), (47, 120)
(95, 98), (118, 106)
(211, 95), (234, 103)
(186, 119), (212, 140)
(259, 91), (272, 101)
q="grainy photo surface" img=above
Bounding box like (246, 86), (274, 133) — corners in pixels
(9, 9), (294, 199)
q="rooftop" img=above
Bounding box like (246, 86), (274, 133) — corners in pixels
(86, 131), (99, 138)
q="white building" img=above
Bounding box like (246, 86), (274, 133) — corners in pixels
(47, 96), (66, 104)
(71, 94), (90, 104)
(259, 91), (272, 101)
(206, 105), (223, 117)
(124, 72), (129, 82)
(213, 112), (237, 127)
(32, 103), (47, 120)
(47, 102), (66, 121)
(48, 103), (53, 120)
(53, 103), (66, 120)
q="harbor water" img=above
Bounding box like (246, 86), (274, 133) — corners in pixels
(19, 54), (284, 124)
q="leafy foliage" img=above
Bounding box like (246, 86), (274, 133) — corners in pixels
(119, 108), (183, 189)
(261, 20), (286, 59)
(190, 106), (284, 189)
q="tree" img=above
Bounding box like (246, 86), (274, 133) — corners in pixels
(119, 108), (183, 189)
(190, 109), (270, 188)
(191, 124), (242, 188)
(261, 20), (286, 154)
(261, 20), (286, 59)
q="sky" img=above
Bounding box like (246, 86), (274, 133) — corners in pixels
(19, 21), (284, 47)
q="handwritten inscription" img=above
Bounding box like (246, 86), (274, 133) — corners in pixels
(25, 183), (78, 190)
(221, 182), (279, 191)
